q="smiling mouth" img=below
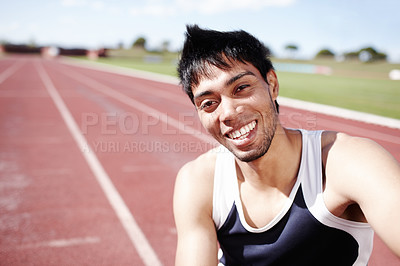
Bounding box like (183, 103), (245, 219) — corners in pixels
(227, 121), (257, 140)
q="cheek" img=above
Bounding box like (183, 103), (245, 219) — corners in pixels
(199, 113), (219, 134)
(250, 91), (274, 109)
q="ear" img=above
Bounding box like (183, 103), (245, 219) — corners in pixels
(266, 70), (279, 101)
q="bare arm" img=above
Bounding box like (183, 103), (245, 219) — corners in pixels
(173, 153), (219, 265)
(325, 133), (400, 256)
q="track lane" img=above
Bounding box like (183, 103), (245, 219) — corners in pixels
(0, 60), (25, 85)
(37, 61), (162, 266)
(0, 58), (145, 265)
(40, 59), (193, 263)
(1, 56), (399, 265)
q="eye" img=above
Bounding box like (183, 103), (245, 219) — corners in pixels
(235, 84), (250, 94)
(199, 100), (217, 112)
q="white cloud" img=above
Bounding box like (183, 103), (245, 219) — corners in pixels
(61, 0), (105, 10)
(176, 0), (296, 14)
(127, 0), (296, 17)
(61, 0), (88, 7)
(129, 5), (177, 17)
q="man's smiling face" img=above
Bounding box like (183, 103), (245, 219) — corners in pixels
(192, 61), (279, 162)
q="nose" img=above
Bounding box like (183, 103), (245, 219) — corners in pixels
(218, 98), (243, 125)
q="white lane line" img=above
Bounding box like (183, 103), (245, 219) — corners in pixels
(61, 67), (215, 144)
(278, 96), (400, 130)
(19, 237), (101, 249)
(61, 57), (193, 108)
(313, 116), (400, 144)
(61, 57), (400, 129)
(46, 237), (100, 247)
(0, 60), (25, 85)
(35, 62), (162, 266)
(60, 56), (179, 85)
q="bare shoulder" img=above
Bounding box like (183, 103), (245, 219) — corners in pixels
(321, 131), (395, 165)
(173, 148), (218, 218)
(321, 130), (400, 200)
(175, 148), (218, 190)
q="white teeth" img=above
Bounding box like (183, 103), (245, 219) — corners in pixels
(228, 121), (256, 140)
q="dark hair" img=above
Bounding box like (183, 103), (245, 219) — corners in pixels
(177, 24), (278, 112)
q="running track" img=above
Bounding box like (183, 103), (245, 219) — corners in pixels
(0, 55), (399, 265)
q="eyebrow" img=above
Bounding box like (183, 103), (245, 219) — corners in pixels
(226, 71), (256, 86)
(193, 90), (214, 102)
(193, 71), (256, 102)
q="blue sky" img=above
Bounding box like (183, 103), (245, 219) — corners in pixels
(1, 0), (399, 62)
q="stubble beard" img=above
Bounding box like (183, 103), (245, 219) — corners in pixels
(231, 113), (278, 163)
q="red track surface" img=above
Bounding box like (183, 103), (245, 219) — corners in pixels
(0, 55), (399, 265)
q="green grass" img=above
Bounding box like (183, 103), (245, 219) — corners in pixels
(272, 58), (400, 119)
(276, 72), (400, 118)
(95, 57), (178, 76)
(73, 49), (400, 119)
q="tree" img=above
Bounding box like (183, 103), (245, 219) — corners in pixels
(344, 46), (387, 62)
(285, 44), (298, 51)
(343, 51), (359, 60)
(359, 47), (387, 62)
(285, 44), (298, 59)
(132, 36), (146, 49)
(315, 48), (335, 58)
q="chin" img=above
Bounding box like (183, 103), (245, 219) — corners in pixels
(231, 144), (271, 162)
(230, 130), (275, 162)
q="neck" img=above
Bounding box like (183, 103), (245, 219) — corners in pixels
(236, 127), (302, 191)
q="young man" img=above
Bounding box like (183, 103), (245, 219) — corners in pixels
(173, 25), (400, 265)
